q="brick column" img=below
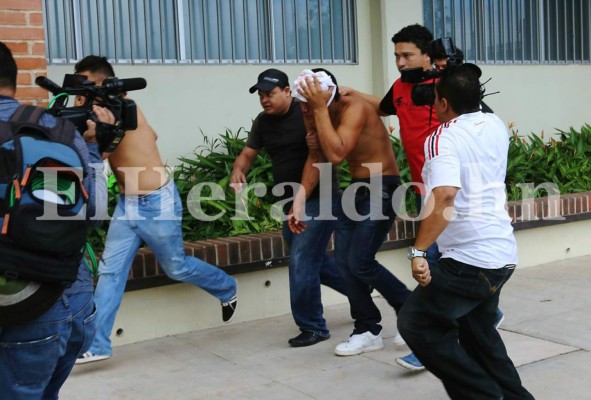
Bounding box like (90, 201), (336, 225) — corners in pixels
(0, 0), (48, 105)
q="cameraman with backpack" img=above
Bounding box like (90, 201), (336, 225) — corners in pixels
(0, 41), (111, 399)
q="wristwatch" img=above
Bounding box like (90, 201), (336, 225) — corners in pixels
(407, 246), (427, 260)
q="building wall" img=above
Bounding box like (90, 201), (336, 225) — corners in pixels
(41, 0), (591, 165)
(0, 0), (48, 105)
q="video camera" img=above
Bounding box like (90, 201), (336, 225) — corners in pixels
(400, 37), (459, 106)
(36, 74), (147, 152)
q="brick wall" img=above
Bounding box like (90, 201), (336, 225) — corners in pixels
(0, 0), (48, 105)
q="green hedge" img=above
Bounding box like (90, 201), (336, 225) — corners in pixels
(88, 123), (591, 250)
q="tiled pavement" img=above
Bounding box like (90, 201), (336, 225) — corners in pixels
(63, 256), (591, 400)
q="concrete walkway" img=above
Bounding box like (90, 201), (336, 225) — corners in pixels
(63, 256), (591, 399)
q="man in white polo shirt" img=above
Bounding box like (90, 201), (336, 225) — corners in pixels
(397, 64), (534, 399)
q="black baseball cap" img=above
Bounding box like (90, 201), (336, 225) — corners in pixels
(249, 69), (289, 94)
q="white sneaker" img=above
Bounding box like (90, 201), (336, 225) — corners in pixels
(334, 332), (384, 356)
(75, 351), (111, 365)
(393, 333), (406, 347)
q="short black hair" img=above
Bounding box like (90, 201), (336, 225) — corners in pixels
(391, 24), (434, 54)
(0, 41), (17, 91)
(311, 67), (341, 102)
(74, 55), (115, 79)
(436, 64), (482, 115)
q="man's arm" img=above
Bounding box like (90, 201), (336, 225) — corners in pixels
(411, 185), (458, 286)
(230, 146), (259, 192)
(288, 113), (327, 233)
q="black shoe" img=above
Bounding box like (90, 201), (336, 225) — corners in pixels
(221, 295), (237, 323)
(288, 331), (330, 347)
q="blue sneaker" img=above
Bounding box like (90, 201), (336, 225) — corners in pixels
(396, 352), (425, 371)
(494, 308), (505, 330)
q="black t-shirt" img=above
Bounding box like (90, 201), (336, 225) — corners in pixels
(246, 100), (339, 204)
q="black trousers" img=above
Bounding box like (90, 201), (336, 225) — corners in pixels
(397, 258), (535, 400)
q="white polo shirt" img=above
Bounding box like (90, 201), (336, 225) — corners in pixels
(422, 111), (517, 269)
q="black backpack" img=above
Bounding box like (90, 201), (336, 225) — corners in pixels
(0, 105), (89, 286)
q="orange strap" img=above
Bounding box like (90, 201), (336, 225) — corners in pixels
(12, 179), (21, 200)
(21, 166), (32, 187)
(1, 214), (9, 235)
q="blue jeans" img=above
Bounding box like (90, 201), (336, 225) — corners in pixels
(0, 291), (96, 400)
(335, 178), (411, 335)
(89, 180), (236, 356)
(398, 258), (533, 400)
(282, 196), (348, 337)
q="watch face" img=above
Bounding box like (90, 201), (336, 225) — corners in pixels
(407, 247), (413, 260)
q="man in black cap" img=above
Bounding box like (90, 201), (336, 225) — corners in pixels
(232, 68), (348, 347)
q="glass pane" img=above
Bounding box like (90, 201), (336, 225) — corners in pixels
(244, 0), (260, 61)
(219, 0), (233, 61)
(321, 0), (332, 61)
(332, 0), (345, 61)
(296, 0), (310, 61)
(272, 0), (285, 61)
(160, 1), (178, 61)
(204, 0), (220, 61)
(309, 0), (322, 61)
(114, 0), (132, 62)
(189, 0), (206, 61)
(284, 0), (298, 61)
(79, 0), (100, 56)
(129, 0), (148, 61)
(98, 0), (116, 60)
(45, 0), (69, 61)
(232, 0), (246, 61)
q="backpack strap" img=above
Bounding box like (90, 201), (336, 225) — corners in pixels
(10, 104), (45, 124)
(9, 104), (77, 145)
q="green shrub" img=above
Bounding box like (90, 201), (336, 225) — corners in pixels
(506, 124), (591, 201)
(174, 129), (281, 241)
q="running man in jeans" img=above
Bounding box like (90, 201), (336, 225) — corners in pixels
(290, 68), (411, 356)
(74, 56), (237, 364)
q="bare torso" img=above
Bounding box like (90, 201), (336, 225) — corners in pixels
(330, 96), (400, 179)
(108, 107), (168, 195)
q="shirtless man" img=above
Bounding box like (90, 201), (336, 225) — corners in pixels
(73, 56), (238, 364)
(290, 68), (411, 357)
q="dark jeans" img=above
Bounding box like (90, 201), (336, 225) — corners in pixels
(397, 258), (534, 400)
(335, 178), (411, 335)
(282, 196), (348, 336)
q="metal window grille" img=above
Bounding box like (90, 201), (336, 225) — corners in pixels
(42, 0), (357, 64)
(423, 0), (591, 64)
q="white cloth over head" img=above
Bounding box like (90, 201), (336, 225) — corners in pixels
(292, 69), (336, 106)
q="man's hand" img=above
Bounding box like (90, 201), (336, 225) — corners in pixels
(230, 170), (247, 193)
(84, 105), (115, 143)
(305, 131), (319, 150)
(287, 199), (307, 234)
(411, 257), (432, 286)
(82, 104), (117, 152)
(298, 76), (334, 110)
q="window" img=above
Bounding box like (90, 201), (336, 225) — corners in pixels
(42, 0), (357, 65)
(423, 0), (590, 64)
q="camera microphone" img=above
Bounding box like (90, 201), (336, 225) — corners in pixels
(35, 76), (63, 95)
(103, 78), (147, 92)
